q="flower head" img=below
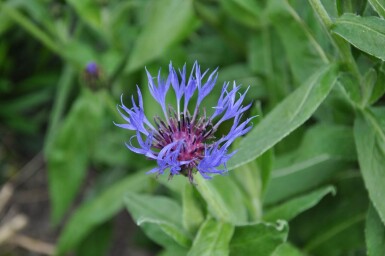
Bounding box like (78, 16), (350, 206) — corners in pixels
(85, 62), (100, 76)
(116, 61), (252, 182)
(83, 61), (103, 89)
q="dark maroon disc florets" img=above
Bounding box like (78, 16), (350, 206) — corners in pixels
(152, 108), (215, 181)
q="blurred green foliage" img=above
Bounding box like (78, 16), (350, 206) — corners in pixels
(1, 0), (385, 255)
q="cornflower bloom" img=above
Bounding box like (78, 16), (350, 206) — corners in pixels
(115, 62), (253, 182)
(83, 61), (102, 89)
(85, 62), (99, 75)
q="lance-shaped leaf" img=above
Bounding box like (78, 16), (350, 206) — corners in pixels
(332, 14), (385, 61)
(366, 204), (385, 256)
(126, 0), (198, 72)
(124, 193), (192, 248)
(354, 108), (385, 225)
(228, 64), (338, 170)
(55, 171), (149, 255)
(368, 0), (385, 19)
(230, 221), (288, 256)
(47, 90), (104, 223)
(187, 218), (234, 256)
(264, 186), (336, 222)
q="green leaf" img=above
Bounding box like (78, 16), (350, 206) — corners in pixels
(336, 0), (367, 15)
(1, 2), (60, 54)
(304, 211), (366, 253)
(44, 65), (75, 156)
(55, 171), (149, 255)
(91, 131), (132, 167)
(264, 186), (336, 222)
(248, 30), (273, 76)
(265, 124), (355, 204)
(280, 124), (356, 163)
(362, 68), (377, 107)
(272, 243), (305, 256)
(195, 174), (249, 225)
(75, 222), (112, 256)
(159, 246), (189, 256)
(0, 87), (52, 115)
(124, 193), (192, 247)
(187, 218), (234, 256)
(216, 64), (266, 101)
(126, 0), (199, 72)
(369, 63), (385, 105)
(248, 28), (291, 105)
(0, 4), (12, 35)
(140, 222), (188, 252)
(354, 108), (385, 225)
(229, 221), (288, 256)
(332, 14), (385, 61)
(156, 173), (188, 195)
(47, 90), (104, 223)
(61, 40), (96, 68)
(338, 72), (362, 105)
(220, 0), (262, 29)
(182, 184), (205, 234)
(299, 177), (367, 254)
(366, 204), (385, 256)
(232, 103), (271, 218)
(233, 160), (263, 222)
(66, 0), (102, 31)
(228, 64), (338, 170)
(257, 148), (274, 196)
(368, 0), (385, 19)
(267, 0), (329, 84)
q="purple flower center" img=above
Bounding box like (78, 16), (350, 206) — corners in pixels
(152, 109), (214, 179)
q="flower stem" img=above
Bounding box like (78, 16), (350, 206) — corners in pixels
(309, 0), (361, 81)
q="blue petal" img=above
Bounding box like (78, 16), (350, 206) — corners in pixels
(197, 67), (218, 105)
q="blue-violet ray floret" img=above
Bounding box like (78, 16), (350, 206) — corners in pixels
(115, 61), (252, 182)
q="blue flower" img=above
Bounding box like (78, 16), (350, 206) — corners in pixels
(85, 62), (99, 76)
(116, 61), (252, 182)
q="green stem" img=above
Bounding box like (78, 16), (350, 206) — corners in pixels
(308, 0), (333, 28)
(309, 0), (361, 80)
(195, 175), (231, 221)
(2, 3), (61, 54)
